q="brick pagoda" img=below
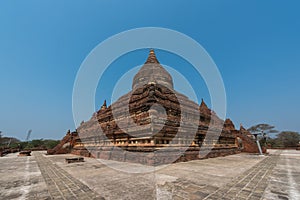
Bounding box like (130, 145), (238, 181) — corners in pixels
(50, 50), (260, 165)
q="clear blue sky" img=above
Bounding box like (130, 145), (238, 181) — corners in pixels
(0, 1), (299, 140)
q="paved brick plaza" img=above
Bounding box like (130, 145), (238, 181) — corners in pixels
(0, 150), (299, 199)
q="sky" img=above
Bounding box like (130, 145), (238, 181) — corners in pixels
(0, 0), (299, 140)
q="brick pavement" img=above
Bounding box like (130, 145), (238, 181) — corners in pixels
(156, 152), (281, 200)
(203, 151), (281, 200)
(33, 152), (103, 200)
(2, 150), (293, 200)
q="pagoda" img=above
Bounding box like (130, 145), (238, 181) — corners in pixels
(70, 49), (241, 165)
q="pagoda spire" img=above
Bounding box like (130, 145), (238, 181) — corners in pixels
(199, 98), (211, 115)
(240, 123), (245, 130)
(200, 98), (208, 109)
(101, 100), (107, 110)
(145, 49), (159, 64)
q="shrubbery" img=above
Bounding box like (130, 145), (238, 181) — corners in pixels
(0, 137), (59, 150)
(266, 131), (300, 148)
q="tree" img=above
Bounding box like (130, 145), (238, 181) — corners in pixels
(247, 124), (279, 137)
(43, 140), (60, 149)
(31, 139), (44, 148)
(277, 131), (300, 148)
(266, 137), (284, 148)
(18, 139), (60, 150)
(248, 124), (279, 147)
(0, 131), (2, 145)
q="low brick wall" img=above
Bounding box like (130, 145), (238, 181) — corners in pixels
(71, 146), (239, 166)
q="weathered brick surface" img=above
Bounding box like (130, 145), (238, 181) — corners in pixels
(51, 50), (260, 165)
(47, 131), (78, 155)
(34, 152), (103, 200)
(203, 151), (281, 200)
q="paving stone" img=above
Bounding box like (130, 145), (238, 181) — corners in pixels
(3, 149), (300, 199)
(203, 152), (281, 200)
(33, 152), (103, 200)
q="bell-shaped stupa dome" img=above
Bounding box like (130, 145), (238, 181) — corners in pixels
(132, 49), (174, 90)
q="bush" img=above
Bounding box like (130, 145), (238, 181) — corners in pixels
(267, 131), (300, 148)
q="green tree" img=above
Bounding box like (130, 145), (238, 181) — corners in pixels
(31, 139), (44, 148)
(8, 142), (20, 149)
(248, 124), (279, 136)
(248, 124), (279, 147)
(0, 131), (3, 146)
(266, 137), (283, 148)
(277, 131), (300, 148)
(43, 140), (60, 149)
(20, 139), (60, 150)
(24, 142), (34, 149)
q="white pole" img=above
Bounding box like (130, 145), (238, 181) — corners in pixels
(256, 139), (263, 155)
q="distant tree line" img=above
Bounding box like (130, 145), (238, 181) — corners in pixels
(15, 139), (60, 150)
(266, 131), (300, 148)
(248, 124), (300, 148)
(0, 132), (59, 150)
